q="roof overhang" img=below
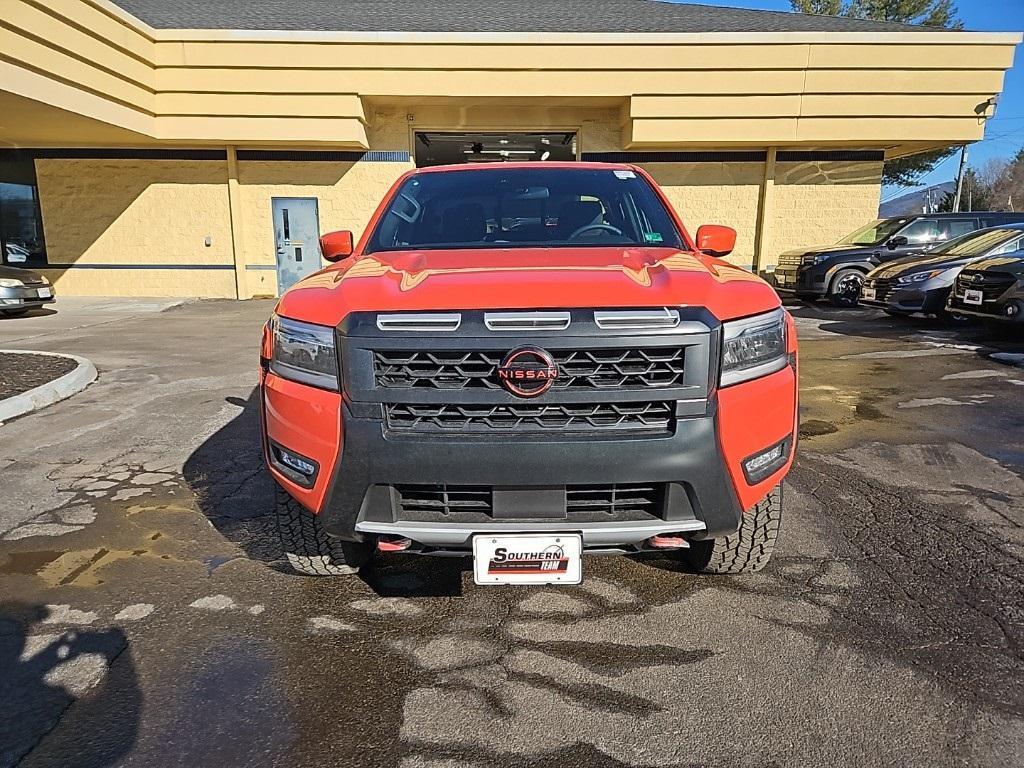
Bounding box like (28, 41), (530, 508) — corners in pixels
(1, 0), (1019, 157)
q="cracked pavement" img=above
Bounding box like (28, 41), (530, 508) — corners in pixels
(0, 298), (1022, 767)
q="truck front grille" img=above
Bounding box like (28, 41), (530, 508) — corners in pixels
(394, 483), (664, 519)
(385, 401), (674, 434)
(373, 347), (685, 391)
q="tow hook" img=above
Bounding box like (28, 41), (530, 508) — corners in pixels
(648, 534), (689, 550)
(377, 536), (412, 552)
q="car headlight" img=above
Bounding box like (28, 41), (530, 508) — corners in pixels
(801, 254), (824, 266)
(896, 269), (942, 285)
(269, 315), (339, 391)
(0, 278), (24, 288)
(720, 308), (789, 387)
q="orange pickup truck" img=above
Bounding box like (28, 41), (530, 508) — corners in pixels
(259, 162), (797, 584)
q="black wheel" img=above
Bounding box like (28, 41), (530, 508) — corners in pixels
(275, 483), (371, 575)
(683, 485), (783, 574)
(828, 269), (864, 308)
(1, 308), (28, 317)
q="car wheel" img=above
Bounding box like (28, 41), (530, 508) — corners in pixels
(828, 269), (864, 308)
(682, 485), (783, 574)
(275, 483), (371, 576)
(1, 308), (28, 317)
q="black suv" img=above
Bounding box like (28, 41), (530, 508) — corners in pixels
(947, 251), (1024, 325)
(772, 212), (1024, 307)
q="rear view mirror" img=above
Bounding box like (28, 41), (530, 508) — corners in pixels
(320, 230), (354, 262)
(888, 235), (909, 250)
(695, 224), (737, 257)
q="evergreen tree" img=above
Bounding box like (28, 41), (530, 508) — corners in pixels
(790, 0), (963, 186)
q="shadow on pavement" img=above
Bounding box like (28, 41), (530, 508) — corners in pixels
(183, 388), (471, 596)
(0, 602), (140, 768)
(182, 388), (283, 571)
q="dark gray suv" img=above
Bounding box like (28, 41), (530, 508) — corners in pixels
(772, 212), (1024, 307)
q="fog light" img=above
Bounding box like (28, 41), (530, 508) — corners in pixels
(269, 441), (319, 487)
(742, 437), (792, 484)
(280, 450), (315, 476)
(1006, 301), (1021, 318)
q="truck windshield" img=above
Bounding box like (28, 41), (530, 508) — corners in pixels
(364, 167), (685, 253)
(836, 218), (909, 246)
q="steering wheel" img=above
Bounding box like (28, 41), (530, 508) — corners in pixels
(569, 223), (624, 239)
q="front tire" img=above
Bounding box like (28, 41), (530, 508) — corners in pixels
(828, 269), (864, 308)
(683, 486), (783, 574)
(275, 484), (371, 575)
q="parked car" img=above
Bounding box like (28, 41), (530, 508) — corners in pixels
(859, 224), (1024, 320)
(947, 251), (1024, 325)
(771, 212), (1024, 307)
(259, 162), (798, 582)
(0, 264), (55, 317)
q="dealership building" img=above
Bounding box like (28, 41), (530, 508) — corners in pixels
(0, 0), (1019, 298)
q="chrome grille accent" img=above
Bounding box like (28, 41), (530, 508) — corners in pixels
(484, 311), (571, 331)
(385, 401), (674, 433)
(594, 308), (680, 330)
(376, 313), (461, 332)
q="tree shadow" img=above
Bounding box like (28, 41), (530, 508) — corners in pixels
(0, 601), (140, 767)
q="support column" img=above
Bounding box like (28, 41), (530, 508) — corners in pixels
(753, 147), (777, 276)
(226, 145), (246, 299)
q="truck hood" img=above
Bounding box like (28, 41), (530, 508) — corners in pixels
(276, 246), (780, 327)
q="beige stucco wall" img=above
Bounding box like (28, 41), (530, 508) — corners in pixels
(766, 160), (883, 265)
(30, 151), (884, 298)
(642, 163), (764, 270)
(35, 158), (237, 297)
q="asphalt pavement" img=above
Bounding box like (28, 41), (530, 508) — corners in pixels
(0, 297), (1021, 768)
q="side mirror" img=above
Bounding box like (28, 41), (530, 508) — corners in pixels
(888, 235), (908, 250)
(320, 230), (354, 262)
(695, 224), (737, 257)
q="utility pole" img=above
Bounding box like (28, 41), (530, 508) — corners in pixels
(952, 144), (969, 212)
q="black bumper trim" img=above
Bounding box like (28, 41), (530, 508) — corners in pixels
(315, 400), (745, 543)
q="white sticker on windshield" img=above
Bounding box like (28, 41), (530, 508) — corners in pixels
(613, 170), (636, 179)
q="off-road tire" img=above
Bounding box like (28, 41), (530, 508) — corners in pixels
(683, 485), (783, 574)
(275, 484), (370, 576)
(0, 308), (28, 317)
(828, 269), (864, 308)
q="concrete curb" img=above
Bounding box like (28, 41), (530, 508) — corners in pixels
(0, 351), (98, 425)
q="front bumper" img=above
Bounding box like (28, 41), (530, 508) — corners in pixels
(262, 309), (798, 549)
(0, 284), (55, 308)
(860, 283), (950, 314)
(772, 265), (824, 298)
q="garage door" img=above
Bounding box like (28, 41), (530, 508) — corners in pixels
(414, 132), (577, 167)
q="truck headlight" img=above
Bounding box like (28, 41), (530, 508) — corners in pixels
(269, 315), (339, 391)
(720, 308), (788, 387)
(0, 278), (24, 288)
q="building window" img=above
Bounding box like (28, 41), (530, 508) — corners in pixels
(0, 157), (47, 266)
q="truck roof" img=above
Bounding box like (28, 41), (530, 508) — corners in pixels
(413, 161), (634, 174)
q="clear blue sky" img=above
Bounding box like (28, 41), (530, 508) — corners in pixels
(671, 1), (1024, 198)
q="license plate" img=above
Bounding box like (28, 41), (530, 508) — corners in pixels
(964, 289), (983, 305)
(472, 533), (582, 585)
(36, 287), (52, 298)
(861, 287), (876, 301)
